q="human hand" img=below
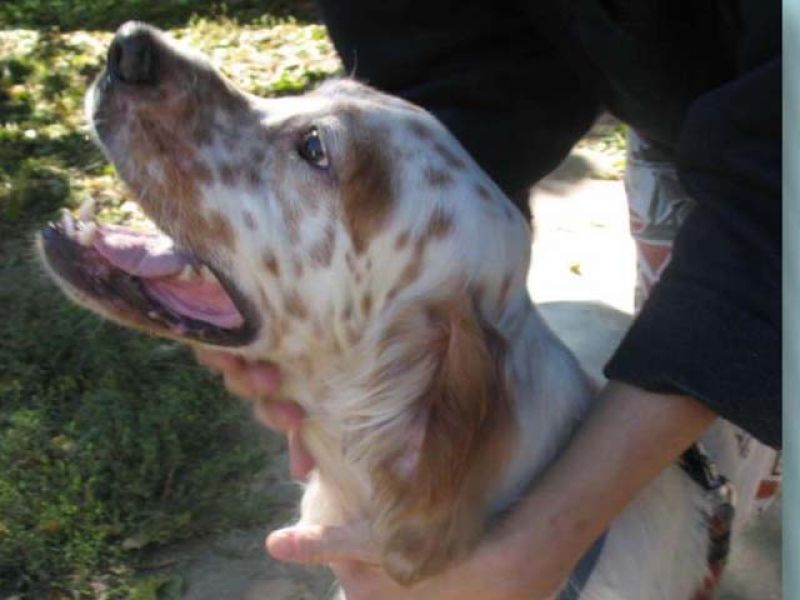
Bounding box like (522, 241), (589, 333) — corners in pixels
(193, 348), (315, 479)
(266, 381), (716, 599)
(266, 520), (565, 600)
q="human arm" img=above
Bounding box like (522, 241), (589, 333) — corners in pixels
(605, 56), (782, 449)
(265, 381), (715, 600)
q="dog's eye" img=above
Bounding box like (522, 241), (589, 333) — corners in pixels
(297, 128), (329, 168)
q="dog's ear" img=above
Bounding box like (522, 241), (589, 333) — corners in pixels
(372, 295), (514, 585)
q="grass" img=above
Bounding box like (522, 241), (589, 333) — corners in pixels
(576, 115), (628, 180)
(0, 3), (340, 597)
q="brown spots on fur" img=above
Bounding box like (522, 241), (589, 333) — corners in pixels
(388, 251), (424, 300)
(434, 142), (465, 170)
(249, 147), (265, 164)
(243, 211), (256, 231)
(246, 167), (263, 188)
(472, 283), (486, 310)
(267, 314), (287, 350)
(345, 251), (360, 278)
(219, 162), (238, 187)
(342, 298), (354, 321)
(258, 289), (276, 316)
(125, 122), (203, 225)
(345, 324), (363, 346)
(309, 223), (336, 268)
(408, 120), (433, 140)
(191, 117), (214, 147)
(185, 210), (236, 254)
(284, 289), (309, 320)
(263, 251), (280, 277)
(424, 209), (454, 240)
(476, 183), (492, 204)
(395, 230), (411, 250)
(341, 111), (395, 254)
(424, 167), (453, 188)
(281, 200), (302, 244)
(292, 259), (304, 278)
(361, 292), (373, 317)
(497, 273), (513, 312)
(193, 159), (214, 185)
(385, 213), (451, 302)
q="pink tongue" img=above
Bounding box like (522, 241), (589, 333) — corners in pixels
(93, 224), (244, 329)
(93, 224), (191, 277)
(145, 278), (244, 329)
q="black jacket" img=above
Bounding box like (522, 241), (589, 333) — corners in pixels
(316, 0), (782, 448)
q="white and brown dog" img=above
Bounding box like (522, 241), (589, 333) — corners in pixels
(39, 22), (772, 599)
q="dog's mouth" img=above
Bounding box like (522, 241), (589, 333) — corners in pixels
(39, 202), (259, 347)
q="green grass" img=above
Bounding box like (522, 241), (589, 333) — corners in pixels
(0, 4), (340, 597)
(576, 116), (628, 180)
(0, 0), (320, 31)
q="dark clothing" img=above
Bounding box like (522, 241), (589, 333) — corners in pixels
(316, 0), (782, 447)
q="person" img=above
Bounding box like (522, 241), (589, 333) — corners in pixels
(197, 1), (781, 598)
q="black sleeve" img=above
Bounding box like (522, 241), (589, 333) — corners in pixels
(605, 56), (781, 448)
(315, 0), (601, 210)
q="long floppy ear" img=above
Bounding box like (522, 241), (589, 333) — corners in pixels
(372, 295), (515, 585)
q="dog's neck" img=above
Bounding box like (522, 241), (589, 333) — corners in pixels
(265, 289), (593, 525)
(490, 292), (594, 512)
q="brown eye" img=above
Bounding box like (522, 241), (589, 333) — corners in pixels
(297, 128), (329, 168)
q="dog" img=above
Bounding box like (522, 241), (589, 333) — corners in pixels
(39, 22), (771, 598)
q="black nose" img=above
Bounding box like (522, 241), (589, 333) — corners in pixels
(108, 22), (158, 85)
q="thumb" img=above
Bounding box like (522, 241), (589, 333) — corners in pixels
(266, 523), (379, 565)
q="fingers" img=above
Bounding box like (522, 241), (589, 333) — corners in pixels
(194, 347), (315, 478)
(253, 399), (304, 430)
(194, 347), (282, 398)
(288, 429), (316, 480)
(266, 523), (379, 566)
(194, 347), (242, 373)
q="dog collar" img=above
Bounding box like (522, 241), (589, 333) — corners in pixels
(558, 530), (607, 600)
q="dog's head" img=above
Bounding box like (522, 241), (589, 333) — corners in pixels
(39, 22), (533, 582)
(40, 21), (530, 354)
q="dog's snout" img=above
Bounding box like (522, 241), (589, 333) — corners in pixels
(108, 22), (158, 85)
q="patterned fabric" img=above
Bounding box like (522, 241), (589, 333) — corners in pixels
(624, 132), (695, 309)
(624, 130), (781, 595)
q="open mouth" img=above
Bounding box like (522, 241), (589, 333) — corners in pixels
(39, 200), (258, 347)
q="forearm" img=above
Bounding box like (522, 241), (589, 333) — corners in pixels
(487, 381), (715, 593)
(422, 381), (715, 599)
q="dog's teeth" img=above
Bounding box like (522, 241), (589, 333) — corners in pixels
(199, 265), (215, 281)
(75, 221), (97, 246)
(77, 196), (96, 222)
(177, 265), (195, 281)
(60, 209), (76, 238)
